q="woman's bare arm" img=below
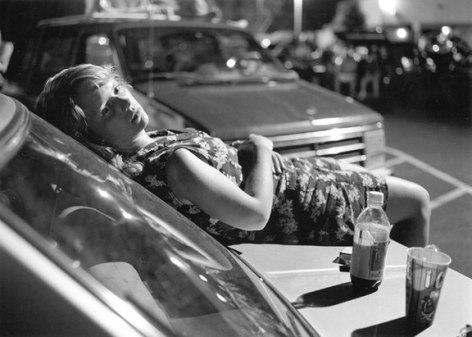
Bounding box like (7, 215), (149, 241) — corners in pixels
(165, 135), (274, 231)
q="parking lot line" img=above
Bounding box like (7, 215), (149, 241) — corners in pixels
(386, 147), (472, 210)
(428, 187), (470, 209)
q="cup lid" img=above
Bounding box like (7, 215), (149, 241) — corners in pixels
(407, 245), (451, 266)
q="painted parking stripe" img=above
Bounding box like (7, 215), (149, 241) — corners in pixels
(428, 187), (469, 209)
(386, 147), (472, 210)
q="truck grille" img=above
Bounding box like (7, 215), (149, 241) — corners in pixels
(269, 124), (385, 170)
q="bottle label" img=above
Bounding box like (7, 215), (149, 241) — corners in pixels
(351, 233), (389, 280)
(368, 241), (389, 278)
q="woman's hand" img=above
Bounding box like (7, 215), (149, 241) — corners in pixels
(236, 134), (273, 153)
(271, 151), (286, 175)
(234, 134), (273, 174)
(167, 134), (274, 231)
(233, 135), (285, 175)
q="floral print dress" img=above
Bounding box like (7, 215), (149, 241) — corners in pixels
(123, 129), (388, 246)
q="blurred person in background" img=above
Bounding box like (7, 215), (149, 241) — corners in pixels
(358, 45), (381, 101)
(332, 41), (358, 97)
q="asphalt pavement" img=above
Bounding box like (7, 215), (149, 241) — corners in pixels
(365, 99), (472, 278)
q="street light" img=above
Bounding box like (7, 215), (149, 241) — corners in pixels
(378, 0), (397, 17)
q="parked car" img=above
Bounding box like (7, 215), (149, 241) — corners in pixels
(0, 93), (322, 336)
(3, 9), (387, 172)
(417, 25), (472, 120)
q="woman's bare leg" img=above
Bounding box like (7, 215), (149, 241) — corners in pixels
(385, 176), (431, 247)
(337, 161), (430, 246)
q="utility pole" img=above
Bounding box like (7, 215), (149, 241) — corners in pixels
(293, 0), (303, 41)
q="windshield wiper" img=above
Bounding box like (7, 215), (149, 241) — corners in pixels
(178, 74), (298, 87)
(133, 72), (197, 82)
(133, 71), (298, 86)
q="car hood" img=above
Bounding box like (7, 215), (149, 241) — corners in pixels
(0, 94), (319, 337)
(135, 79), (382, 140)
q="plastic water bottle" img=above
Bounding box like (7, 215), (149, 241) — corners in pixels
(350, 191), (391, 291)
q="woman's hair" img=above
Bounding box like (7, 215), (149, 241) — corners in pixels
(36, 64), (122, 162)
(37, 64), (145, 176)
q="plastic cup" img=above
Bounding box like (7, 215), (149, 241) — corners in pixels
(405, 245), (451, 329)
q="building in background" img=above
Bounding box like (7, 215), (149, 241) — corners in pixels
(361, 0), (472, 26)
(364, 1), (472, 54)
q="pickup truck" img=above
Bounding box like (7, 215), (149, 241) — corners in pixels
(3, 9), (387, 171)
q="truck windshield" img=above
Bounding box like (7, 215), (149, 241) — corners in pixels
(117, 27), (293, 82)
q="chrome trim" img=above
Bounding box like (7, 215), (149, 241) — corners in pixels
(315, 143), (365, 157)
(268, 124), (381, 145)
(268, 123), (385, 169)
(279, 145), (365, 160)
(0, 97), (30, 170)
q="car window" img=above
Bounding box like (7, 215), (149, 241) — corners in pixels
(39, 35), (75, 77)
(24, 32), (77, 95)
(4, 37), (37, 85)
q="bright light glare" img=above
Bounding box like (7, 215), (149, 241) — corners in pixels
(97, 188), (112, 199)
(216, 293), (228, 303)
(395, 28), (409, 40)
(170, 256), (186, 269)
(98, 36), (109, 46)
(121, 209), (134, 220)
(441, 26), (452, 36)
(378, 0), (397, 16)
(401, 57), (412, 71)
(226, 58), (237, 68)
(260, 38), (271, 49)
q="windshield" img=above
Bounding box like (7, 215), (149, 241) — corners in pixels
(0, 101), (316, 337)
(117, 26), (294, 83)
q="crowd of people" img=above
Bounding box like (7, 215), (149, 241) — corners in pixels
(275, 25), (472, 103)
(273, 34), (387, 101)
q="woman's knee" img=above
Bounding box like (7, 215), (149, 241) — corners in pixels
(411, 184), (431, 224)
(385, 176), (431, 223)
(416, 184), (430, 212)
(385, 177), (431, 246)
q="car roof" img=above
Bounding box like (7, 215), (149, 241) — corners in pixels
(37, 13), (248, 33)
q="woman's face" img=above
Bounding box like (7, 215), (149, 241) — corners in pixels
(74, 78), (149, 148)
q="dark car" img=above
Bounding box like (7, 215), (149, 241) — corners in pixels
(3, 9), (387, 172)
(417, 25), (472, 120)
(0, 93), (322, 336)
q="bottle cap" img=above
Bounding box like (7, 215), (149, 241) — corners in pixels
(367, 191), (384, 206)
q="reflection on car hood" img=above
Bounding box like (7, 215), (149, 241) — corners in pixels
(135, 80), (382, 140)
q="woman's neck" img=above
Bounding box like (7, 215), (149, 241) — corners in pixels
(116, 131), (155, 155)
